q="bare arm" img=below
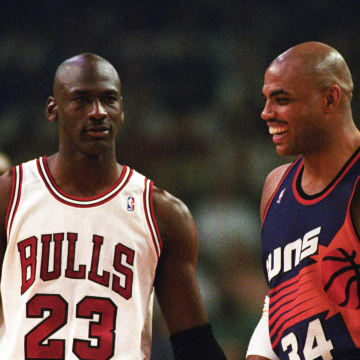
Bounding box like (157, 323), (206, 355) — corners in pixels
(152, 187), (227, 359)
(260, 163), (292, 220)
(246, 296), (279, 360)
(0, 170), (13, 276)
(152, 187), (208, 334)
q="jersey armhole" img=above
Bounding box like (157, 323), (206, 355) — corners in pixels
(262, 157), (301, 226)
(348, 176), (360, 245)
(143, 178), (163, 258)
(5, 164), (23, 241)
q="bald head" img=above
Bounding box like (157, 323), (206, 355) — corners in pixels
(270, 41), (353, 101)
(53, 53), (121, 97)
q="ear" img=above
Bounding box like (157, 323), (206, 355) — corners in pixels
(323, 84), (341, 113)
(45, 96), (58, 123)
(120, 96), (125, 123)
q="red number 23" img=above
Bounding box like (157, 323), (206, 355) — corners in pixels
(25, 294), (117, 360)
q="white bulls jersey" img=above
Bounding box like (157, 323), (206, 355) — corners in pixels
(0, 156), (162, 360)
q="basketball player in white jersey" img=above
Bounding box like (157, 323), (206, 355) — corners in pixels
(0, 53), (227, 359)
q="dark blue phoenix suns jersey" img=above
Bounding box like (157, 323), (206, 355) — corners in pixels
(262, 149), (360, 360)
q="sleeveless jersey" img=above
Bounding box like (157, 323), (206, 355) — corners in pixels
(0, 156), (162, 360)
(262, 149), (360, 360)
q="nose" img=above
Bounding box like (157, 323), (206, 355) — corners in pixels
(261, 100), (275, 121)
(88, 99), (107, 120)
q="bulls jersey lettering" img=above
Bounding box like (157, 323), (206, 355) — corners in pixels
(262, 149), (360, 359)
(0, 156), (162, 359)
(17, 233), (135, 298)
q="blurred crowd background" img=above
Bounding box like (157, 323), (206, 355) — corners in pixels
(1, 1), (360, 358)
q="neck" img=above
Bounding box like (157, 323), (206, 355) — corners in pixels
(46, 152), (122, 197)
(301, 127), (360, 195)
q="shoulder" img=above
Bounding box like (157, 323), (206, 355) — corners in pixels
(152, 186), (190, 215)
(260, 163), (292, 219)
(0, 169), (14, 225)
(263, 163), (292, 194)
(152, 186), (197, 250)
(0, 170), (13, 203)
(0, 170), (14, 267)
(152, 186), (195, 233)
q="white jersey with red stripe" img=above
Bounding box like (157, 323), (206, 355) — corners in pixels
(0, 156), (162, 360)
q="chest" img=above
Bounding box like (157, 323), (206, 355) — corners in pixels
(262, 164), (358, 285)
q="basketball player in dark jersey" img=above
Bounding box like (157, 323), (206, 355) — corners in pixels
(246, 42), (360, 360)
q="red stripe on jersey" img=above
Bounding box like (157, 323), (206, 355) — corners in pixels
(37, 157), (132, 207)
(269, 266), (327, 347)
(346, 176), (360, 244)
(262, 157), (300, 226)
(149, 181), (163, 253)
(5, 164), (23, 240)
(143, 179), (162, 258)
(4, 167), (16, 234)
(292, 150), (360, 205)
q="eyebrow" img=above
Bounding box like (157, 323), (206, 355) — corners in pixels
(70, 89), (120, 96)
(70, 90), (89, 96)
(268, 89), (290, 97)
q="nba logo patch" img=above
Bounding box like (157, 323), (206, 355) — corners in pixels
(127, 196), (135, 212)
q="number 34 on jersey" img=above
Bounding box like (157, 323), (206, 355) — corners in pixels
(282, 319), (333, 360)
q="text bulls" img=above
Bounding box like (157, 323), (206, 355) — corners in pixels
(17, 232), (135, 299)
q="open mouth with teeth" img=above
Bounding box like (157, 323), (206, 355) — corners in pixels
(269, 126), (287, 136)
(268, 126), (288, 145)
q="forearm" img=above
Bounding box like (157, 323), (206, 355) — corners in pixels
(246, 296), (279, 360)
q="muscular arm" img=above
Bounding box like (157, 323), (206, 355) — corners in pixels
(153, 187), (208, 333)
(152, 187), (226, 359)
(0, 171), (13, 276)
(246, 296), (279, 360)
(260, 163), (292, 220)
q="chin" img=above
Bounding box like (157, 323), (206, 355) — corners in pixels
(83, 144), (114, 157)
(276, 146), (296, 157)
